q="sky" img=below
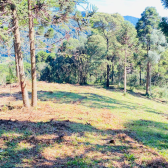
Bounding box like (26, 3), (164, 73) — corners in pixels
(78, 0), (168, 18)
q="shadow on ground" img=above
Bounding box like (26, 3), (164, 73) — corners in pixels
(0, 89), (167, 117)
(125, 119), (168, 151)
(0, 118), (168, 167)
(37, 91), (165, 117)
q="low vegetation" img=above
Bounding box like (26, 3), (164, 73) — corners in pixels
(0, 82), (168, 167)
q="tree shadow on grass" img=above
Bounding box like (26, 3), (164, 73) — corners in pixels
(37, 91), (163, 116)
(1, 118), (166, 167)
(0, 91), (31, 101)
(0, 90), (167, 118)
(0, 119), (99, 167)
(125, 119), (168, 152)
(0, 118), (168, 167)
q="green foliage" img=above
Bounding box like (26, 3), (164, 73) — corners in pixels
(24, 62), (31, 79)
(159, 17), (168, 37)
(6, 66), (17, 84)
(152, 86), (168, 99)
(36, 26), (45, 35)
(161, 0), (168, 8)
(124, 153), (135, 161)
(40, 55), (78, 84)
(136, 7), (160, 43)
(36, 51), (49, 63)
(128, 75), (138, 91)
(44, 28), (55, 38)
(148, 29), (167, 64)
(118, 21), (137, 47)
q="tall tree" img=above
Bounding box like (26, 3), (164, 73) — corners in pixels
(0, 1), (30, 107)
(12, 4), (30, 107)
(136, 7), (160, 95)
(28, 0), (37, 107)
(90, 13), (124, 87)
(148, 29), (167, 94)
(118, 21), (137, 94)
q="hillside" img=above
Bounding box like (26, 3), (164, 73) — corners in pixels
(0, 82), (168, 167)
(124, 16), (139, 26)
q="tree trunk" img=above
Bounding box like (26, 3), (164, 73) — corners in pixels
(146, 61), (150, 95)
(139, 64), (141, 86)
(28, 0), (37, 107)
(14, 40), (19, 80)
(12, 8), (30, 107)
(112, 61), (114, 85)
(124, 48), (127, 94)
(106, 38), (109, 88)
(106, 61), (110, 87)
(146, 43), (150, 95)
(118, 64), (121, 87)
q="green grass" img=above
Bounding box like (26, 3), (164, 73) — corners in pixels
(0, 82), (168, 167)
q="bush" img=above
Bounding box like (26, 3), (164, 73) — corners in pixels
(152, 86), (168, 99)
(128, 75), (138, 91)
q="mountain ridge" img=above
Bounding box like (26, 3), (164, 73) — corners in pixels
(123, 15), (139, 26)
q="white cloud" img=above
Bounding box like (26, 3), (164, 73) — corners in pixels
(79, 0), (168, 18)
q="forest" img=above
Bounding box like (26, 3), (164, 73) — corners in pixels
(1, 0), (168, 167)
(0, 0), (168, 106)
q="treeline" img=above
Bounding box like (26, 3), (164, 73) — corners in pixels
(36, 8), (168, 98)
(1, 0), (168, 107)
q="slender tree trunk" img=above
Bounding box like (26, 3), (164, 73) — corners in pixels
(146, 61), (150, 95)
(118, 64), (121, 87)
(14, 40), (19, 80)
(107, 59), (110, 87)
(150, 64), (152, 95)
(146, 43), (150, 95)
(106, 39), (109, 88)
(139, 64), (141, 86)
(112, 61), (114, 85)
(12, 8), (30, 107)
(28, 0), (37, 106)
(124, 48), (127, 94)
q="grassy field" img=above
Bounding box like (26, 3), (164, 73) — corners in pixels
(0, 81), (168, 167)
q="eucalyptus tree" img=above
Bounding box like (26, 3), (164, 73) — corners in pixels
(118, 21), (137, 94)
(136, 7), (160, 95)
(90, 13), (124, 87)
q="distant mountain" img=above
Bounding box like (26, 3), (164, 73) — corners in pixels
(124, 16), (139, 26)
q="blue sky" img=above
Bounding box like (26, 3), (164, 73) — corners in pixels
(78, 0), (168, 18)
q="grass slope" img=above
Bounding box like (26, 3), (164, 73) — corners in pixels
(0, 82), (168, 167)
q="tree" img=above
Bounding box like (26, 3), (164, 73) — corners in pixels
(90, 13), (124, 87)
(133, 43), (146, 86)
(136, 7), (160, 95)
(0, 0), (31, 107)
(159, 17), (168, 38)
(28, 0), (37, 107)
(26, 0), (90, 106)
(161, 0), (168, 8)
(118, 21), (137, 94)
(12, 4), (30, 107)
(148, 29), (167, 94)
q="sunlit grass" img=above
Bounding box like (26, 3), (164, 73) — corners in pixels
(0, 81), (168, 167)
